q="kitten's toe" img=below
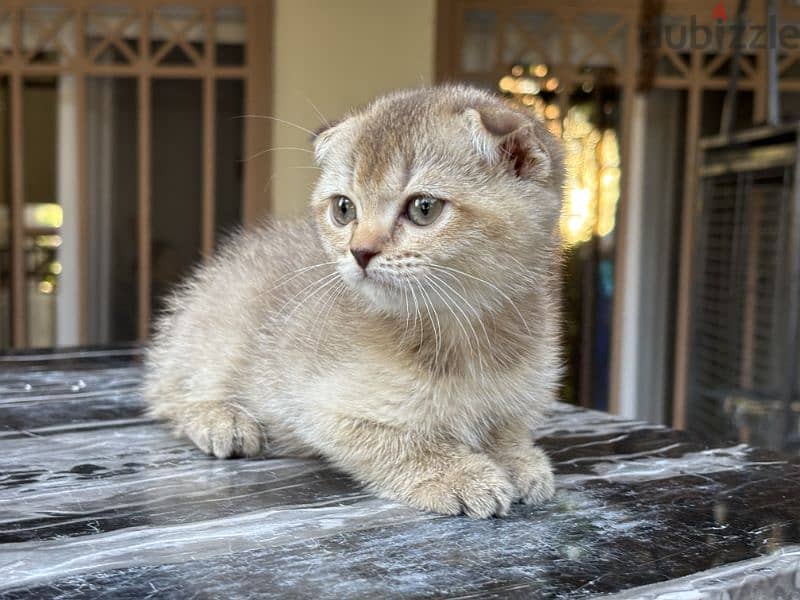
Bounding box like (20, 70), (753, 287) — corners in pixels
(501, 446), (555, 505)
(181, 404), (265, 458)
(406, 455), (515, 519)
(519, 465), (555, 505)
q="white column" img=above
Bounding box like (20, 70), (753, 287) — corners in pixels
(56, 75), (80, 346)
(616, 95), (647, 419)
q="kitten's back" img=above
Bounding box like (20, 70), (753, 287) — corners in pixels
(143, 219), (327, 419)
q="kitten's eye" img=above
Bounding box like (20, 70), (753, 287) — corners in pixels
(331, 195), (356, 226)
(406, 196), (444, 226)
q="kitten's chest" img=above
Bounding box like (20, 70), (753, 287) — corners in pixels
(323, 312), (551, 431)
(400, 360), (541, 430)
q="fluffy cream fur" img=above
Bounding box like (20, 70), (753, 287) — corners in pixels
(144, 85), (565, 518)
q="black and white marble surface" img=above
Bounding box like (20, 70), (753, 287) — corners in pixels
(1, 347), (799, 599)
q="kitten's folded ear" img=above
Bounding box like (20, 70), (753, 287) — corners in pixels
(311, 120), (342, 164)
(463, 105), (556, 182)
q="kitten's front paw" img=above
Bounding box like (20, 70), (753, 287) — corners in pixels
(180, 403), (265, 458)
(405, 454), (515, 518)
(501, 445), (555, 505)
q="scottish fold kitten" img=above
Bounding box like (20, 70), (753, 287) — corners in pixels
(144, 85), (564, 518)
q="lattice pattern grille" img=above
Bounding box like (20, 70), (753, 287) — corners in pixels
(0, 1), (268, 349)
(0, 4), (246, 69)
(689, 133), (799, 450)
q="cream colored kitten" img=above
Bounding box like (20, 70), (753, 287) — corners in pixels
(144, 85), (564, 518)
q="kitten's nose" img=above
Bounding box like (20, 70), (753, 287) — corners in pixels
(351, 248), (379, 270)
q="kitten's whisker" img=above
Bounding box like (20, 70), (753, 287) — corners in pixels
(234, 114), (317, 137)
(244, 146), (314, 164)
(416, 280), (442, 358)
(433, 279), (484, 381)
(285, 274), (341, 325)
(274, 271), (339, 321)
(311, 278), (340, 327)
(427, 284), (444, 357)
(325, 282), (348, 342)
(507, 254), (535, 279)
(427, 272), (492, 352)
(424, 276), (479, 370)
(271, 261), (338, 290)
(402, 286), (412, 341)
(303, 95), (331, 128)
(429, 264), (532, 336)
(262, 165), (323, 194)
(313, 281), (345, 352)
(407, 280), (424, 349)
(426, 275), (483, 356)
(434, 268), (470, 297)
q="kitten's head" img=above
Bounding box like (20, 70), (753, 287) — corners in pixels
(310, 85), (564, 317)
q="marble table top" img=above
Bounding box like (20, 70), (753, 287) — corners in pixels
(1, 347), (799, 599)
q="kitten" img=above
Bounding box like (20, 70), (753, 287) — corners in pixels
(144, 85), (564, 518)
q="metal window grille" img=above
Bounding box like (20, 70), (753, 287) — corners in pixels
(688, 126), (800, 451)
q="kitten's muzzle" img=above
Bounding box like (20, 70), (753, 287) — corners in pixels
(351, 248), (379, 270)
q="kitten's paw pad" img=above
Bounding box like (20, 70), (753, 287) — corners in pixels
(408, 456), (515, 519)
(182, 404), (265, 458)
(504, 446), (556, 505)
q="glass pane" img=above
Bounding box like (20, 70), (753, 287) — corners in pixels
(158, 45), (195, 65)
(704, 55), (733, 79)
(503, 11), (557, 67)
(94, 44), (134, 65)
(22, 6), (76, 65)
(0, 13), (11, 64)
(461, 9), (496, 73)
(215, 7), (245, 66)
(781, 57), (800, 79)
(573, 15), (626, 67)
(151, 79), (202, 314)
(215, 79), (244, 242)
(152, 7), (204, 65)
(657, 55), (687, 78)
(23, 77), (59, 348)
(0, 76), (9, 349)
(701, 90), (753, 136)
(86, 6), (139, 66)
(780, 92), (800, 122)
(86, 77), (139, 344)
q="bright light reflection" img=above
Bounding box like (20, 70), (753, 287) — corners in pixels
(497, 69), (621, 247)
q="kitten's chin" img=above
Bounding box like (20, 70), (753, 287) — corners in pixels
(359, 282), (405, 314)
(342, 271), (407, 315)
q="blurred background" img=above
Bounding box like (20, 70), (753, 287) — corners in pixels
(1, 0), (798, 452)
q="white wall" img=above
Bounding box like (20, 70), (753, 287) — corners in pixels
(270, 0), (437, 218)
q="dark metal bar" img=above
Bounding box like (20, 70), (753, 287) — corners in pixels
(766, 0), (781, 126)
(721, 0), (749, 135)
